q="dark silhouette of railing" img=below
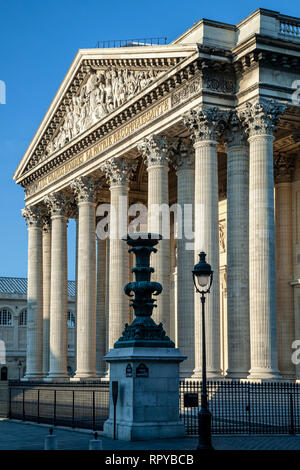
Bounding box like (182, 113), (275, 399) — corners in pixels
(95, 37), (167, 48)
(8, 381), (109, 431)
(180, 380), (300, 435)
(8, 379), (300, 434)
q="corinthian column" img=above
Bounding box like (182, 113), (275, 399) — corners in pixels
(42, 215), (51, 377)
(101, 157), (137, 349)
(44, 193), (69, 381)
(274, 153), (295, 379)
(239, 100), (286, 380)
(225, 114), (250, 378)
(184, 108), (227, 378)
(70, 177), (97, 380)
(96, 236), (106, 377)
(22, 206), (44, 380)
(170, 138), (195, 377)
(138, 135), (171, 335)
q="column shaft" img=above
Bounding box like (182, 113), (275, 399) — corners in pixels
(42, 222), (51, 377)
(276, 181), (295, 378)
(226, 139), (250, 378)
(96, 237), (106, 377)
(109, 183), (129, 348)
(22, 207), (44, 379)
(46, 210), (68, 381)
(248, 134), (279, 378)
(147, 164), (170, 333)
(177, 166), (195, 377)
(74, 201), (97, 379)
(194, 140), (221, 377)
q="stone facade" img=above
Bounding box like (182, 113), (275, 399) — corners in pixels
(11, 8), (300, 381)
(0, 278), (76, 380)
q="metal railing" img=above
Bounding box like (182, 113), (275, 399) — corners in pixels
(95, 37), (167, 48)
(8, 382), (109, 431)
(180, 380), (300, 435)
(8, 380), (300, 435)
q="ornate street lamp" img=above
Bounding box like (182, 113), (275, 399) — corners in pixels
(192, 251), (214, 451)
(17, 360), (22, 381)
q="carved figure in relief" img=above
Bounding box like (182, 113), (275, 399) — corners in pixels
(45, 66), (162, 158)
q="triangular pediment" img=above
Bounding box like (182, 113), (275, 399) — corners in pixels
(14, 45), (197, 183)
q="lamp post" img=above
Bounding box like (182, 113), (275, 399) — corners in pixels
(17, 360), (22, 381)
(192, 251), (214, 451)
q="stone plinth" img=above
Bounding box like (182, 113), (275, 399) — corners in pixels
(103, 347), (186, 441)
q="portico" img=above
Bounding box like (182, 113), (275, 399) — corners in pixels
(14, 8), (300, 382)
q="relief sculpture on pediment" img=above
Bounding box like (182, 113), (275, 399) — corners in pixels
(45, 68), (161, 159)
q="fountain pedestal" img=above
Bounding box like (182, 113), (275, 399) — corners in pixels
(103, 234), (186, 441)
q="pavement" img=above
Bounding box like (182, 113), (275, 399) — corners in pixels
(0, 419), (300, 450)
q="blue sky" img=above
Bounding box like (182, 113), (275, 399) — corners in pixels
(0, 0), (299, 279)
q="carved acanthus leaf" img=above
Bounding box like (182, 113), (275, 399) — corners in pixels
(44, 192), (69, 217)
(138, 134), (169, 168)
(169, 138), (195, 171)
(22, 206), (43, 227)
(183, 107), (230, 142)
(225, 112), (248, 147)
(274, 153), (295, 183)
(238, 100), (286, 137)
(70, 176), (97, 203)
(100, 157), (138, 187)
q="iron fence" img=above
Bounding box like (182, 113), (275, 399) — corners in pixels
(180, 380), (300, 435)
(8, 380), (300, 435)
(8, 381), (109, 431)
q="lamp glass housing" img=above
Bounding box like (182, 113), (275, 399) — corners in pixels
(192, 252), (213, 293)
(195, 273), (210, 289)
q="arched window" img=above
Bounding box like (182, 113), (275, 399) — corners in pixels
(67, 311), (75, 328)
(0, 309), (12, 326)
(1, 366), (8, 381)
(19, 309), (27, 326)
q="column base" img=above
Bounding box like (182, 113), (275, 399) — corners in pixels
(71, 375), (100, 383)
(21, 374), (45, 382)
(247, 368), (282, 382)
(44, 374), (70, 383)
(179, 370), (195, 379)
(278, 371), (296, 382)
(192, 369), (223, 380)
(225, 369), (250, 380)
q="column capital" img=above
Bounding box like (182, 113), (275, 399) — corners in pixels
(183, 107), (229, 144)
(100, 156), (138, 188)
(70, 176), (97, 203)
(138, 134), (170, 169)
(169, 138), (195, 172)
(22, 205), (43, 228)
(274, 153), (295, 183)
(225, 112), (248, 148)
(238, 99), (286, 138)
(42, 214), (51, 233)
(44, 192), (69, 217)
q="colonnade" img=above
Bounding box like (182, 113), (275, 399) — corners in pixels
(22, 101), (297, 381)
